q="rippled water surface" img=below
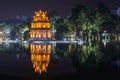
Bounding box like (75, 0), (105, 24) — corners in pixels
(0, 41), (120, 80)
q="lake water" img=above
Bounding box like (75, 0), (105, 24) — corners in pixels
(0, 40), (120, 80)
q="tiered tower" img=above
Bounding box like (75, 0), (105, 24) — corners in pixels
(30, 10), (51, 40)
(30, 43), (51, 74)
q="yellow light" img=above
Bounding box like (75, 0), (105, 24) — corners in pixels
(30, 44), (51, 74)
(30, 10), (52, 40)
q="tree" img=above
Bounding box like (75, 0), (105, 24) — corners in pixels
(94, 2), (112, 34)
(48, 11), (60, 40)
(70, 4), (87, 38)
(55, 18), (70, 40)
(64, 19), (76, 38)
(115, 16), (120, 33)
(70, 4), (95, 39)
(4, 17), (31, 40)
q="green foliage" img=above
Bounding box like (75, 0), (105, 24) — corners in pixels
(115, 16), (120, 33)
(0, 17), (31, 40)
(55, 18), (70, 39)
(48, 11), (60, 31)
(0, 2), (119, 40)
(70, 4), (96, 37)
(94, 2), (113, 33)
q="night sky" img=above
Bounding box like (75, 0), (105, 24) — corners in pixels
(0, 0), (120, 20)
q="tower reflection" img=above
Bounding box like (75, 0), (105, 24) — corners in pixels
(30, 43), (51, 74)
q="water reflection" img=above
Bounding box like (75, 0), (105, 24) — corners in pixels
(0, 41), (120, 79)
(68, 41), (102, 71)
(68, 41), (120, 72)
(0, 42), (29, 58)
(30, 43), (51, 74)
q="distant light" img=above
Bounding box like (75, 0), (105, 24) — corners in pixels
(22, 32), (24, 34)
(0, 38), (2, 42)
(0, 32), (3, 34)
(77, 40), (84, 45)
(102, 33), (109, 36)
(6, 31), (10, 34)
(63, 38), (67, 41)
(71, 38), (74, 41)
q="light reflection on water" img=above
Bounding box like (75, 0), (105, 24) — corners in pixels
(30, 43), (51, 74)
(0, 40), (120, 79)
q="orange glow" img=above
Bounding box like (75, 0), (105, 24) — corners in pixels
(48, 30), (51, 38)
(30, 44), (51, 74)
(33, 10), (49, 22)
(30, 10), (52, 40)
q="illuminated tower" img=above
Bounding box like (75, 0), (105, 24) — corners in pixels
(30, 43), (51, 74)
(30, 10), (51, 40)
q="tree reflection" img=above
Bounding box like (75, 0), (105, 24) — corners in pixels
(68, 41), (103, 71)
(0, 42), (29, 54)
(100, 41), (120, 68)
(68, 41), (120, 72)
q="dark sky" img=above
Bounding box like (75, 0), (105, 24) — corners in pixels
(0, 0), (120, 20)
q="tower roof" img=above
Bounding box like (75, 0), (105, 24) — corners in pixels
(33, 10), (49, 22)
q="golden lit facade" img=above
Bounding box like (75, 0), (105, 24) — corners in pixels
(30, 10), (51, 40)
(30, 43), (51, 74)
